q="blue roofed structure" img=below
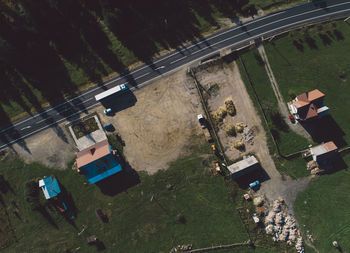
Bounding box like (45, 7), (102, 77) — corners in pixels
(76, 139), (123, 184)
(39, 176), (61, 199)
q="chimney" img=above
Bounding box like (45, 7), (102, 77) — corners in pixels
(89, 148), (96, 155)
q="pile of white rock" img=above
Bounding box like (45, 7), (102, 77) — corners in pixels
(264, 199), (304, 253)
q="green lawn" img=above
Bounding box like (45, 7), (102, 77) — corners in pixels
(237, 49), (310, 178)
(294, 155), (350, 252)
(264, 21), (350, 147)
(0, 138), (254, 253)
(0, 135), (296, 253)
(239, 49), (310, 155)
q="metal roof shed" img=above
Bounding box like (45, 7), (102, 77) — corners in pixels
(227, 155), (260, 179)
(39, 176), (61, 199)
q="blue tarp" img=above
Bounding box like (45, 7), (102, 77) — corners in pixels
(87, 164), (122, 184)
(39, 176), (61, 199)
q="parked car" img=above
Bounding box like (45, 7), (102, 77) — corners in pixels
(104, 124), (115, 132)
(288, 114), (295, 124)
(249, 180), (260, 189)
(104, 108), (112, 115)
(197, 114), (207, 129)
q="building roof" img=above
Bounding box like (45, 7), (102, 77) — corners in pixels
(292, 89), (325, 120)
(227, 156), (259, 175)
(296, 89), (325, 103)
(39, 176), (61, 199)
(88, 164), (122, 184)
(77, 139), (110, 168)
(293, 100), (309, 108)
(311, 141), (338, 157)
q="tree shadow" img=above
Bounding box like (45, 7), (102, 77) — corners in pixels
(300, 115), (347, 148)
(96, 162), (140, 196)
(36, 206), (59, 230)
(319, 33), (332, 46)
(292, 40), (304, 52)
(270, 42), (292, 65)
(270, 111), (289, 132)
(0, 175), (14, 194)
(333, 29), (345, 41)
(253, 52), (265, 66)
(58, 183), (78, 221)
(304, 36), (318, 50)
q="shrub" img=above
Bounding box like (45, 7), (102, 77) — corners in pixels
(225, 100), (236, 116)
(225, 124), (236, 136)
(235, 122), (245, 133)
(233, 141), (245, 151)
(211, 107), (227, 125)
(25, 181), (41, 211)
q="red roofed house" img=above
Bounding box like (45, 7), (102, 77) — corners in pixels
(290, 89), (328, 121)
(310, 141), (338, 165)
(76, 139), (122, 184)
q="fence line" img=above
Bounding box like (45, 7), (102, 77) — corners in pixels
(184, 241), (252, 253)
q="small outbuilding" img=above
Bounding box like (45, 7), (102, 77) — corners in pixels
(39, 176), (61, 200)
(227, 155), (260, 179)
(310, 141), (338, 165)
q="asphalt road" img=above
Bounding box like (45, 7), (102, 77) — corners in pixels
(1, 0), (350, 150)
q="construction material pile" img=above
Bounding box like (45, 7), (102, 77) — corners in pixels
(264, 198), (304, 253)
(232, 141), (245, 151)
(170, 244), (193, 253)
(235, 122), (246, 133)
(242, 127), (254, 145)
(225, 99), (236, 116)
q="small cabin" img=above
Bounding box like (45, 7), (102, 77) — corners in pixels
(227, 155), (260, 179)
(310, 141), (338, 165)
(39, 176), (61, 200)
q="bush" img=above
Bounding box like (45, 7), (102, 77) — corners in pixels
(233, 141), (245, 151)
(25, 181), (41, 211)
(225, 100), (236, 116)
(211, 107), (227, 125)
(288, 90), (296, 100)
(225, 124), (236, 136)
(235, 122), (245, 133)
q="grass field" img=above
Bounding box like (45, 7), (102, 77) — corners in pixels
(239, 49), (310, 155)
(237, 49), (310, 178)
(294, 155), (350, 252)
(264, 21), (350, 148)
(0, 136), (290, 253)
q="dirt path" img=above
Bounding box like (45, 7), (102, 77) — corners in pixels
(257, 45), (311, 141)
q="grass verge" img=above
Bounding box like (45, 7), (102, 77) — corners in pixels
(237, 50), (310, 178)
(264, 20), (350, 147)
(0, 138), (251, 253)
(294, 155), (350, 252)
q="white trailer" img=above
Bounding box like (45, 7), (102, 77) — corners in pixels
(94, 84), (127, 101)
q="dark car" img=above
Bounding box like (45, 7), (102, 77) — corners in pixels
(288, 114), (296, 124)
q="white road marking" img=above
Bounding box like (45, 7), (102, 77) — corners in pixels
(0, 103), (99, 149)
(170, 56), (187, 65)
(155, 66), (165, 70)
(1, 1), (348, 135)
(21, 126), (31, 130)
(1, 4), (350, 149)
(134, 72), (150, 80)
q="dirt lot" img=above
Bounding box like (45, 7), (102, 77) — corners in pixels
(194, 60), (312, 211)
(10, 126), (76, 169)
(99, 68), (202, 174)
(195, 61), (269, 161)
(9, 68), (203, 173)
